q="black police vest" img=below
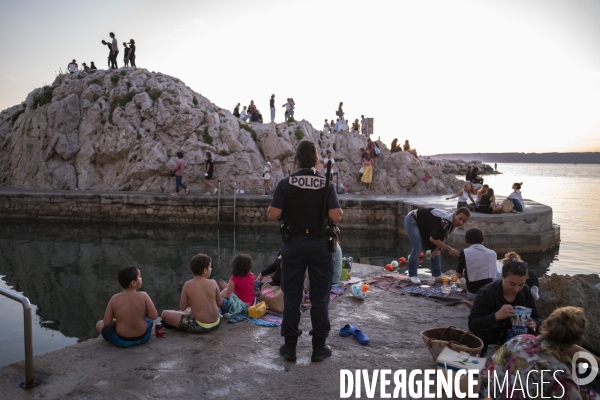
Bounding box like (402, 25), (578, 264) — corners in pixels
(283, 169), (327, 236)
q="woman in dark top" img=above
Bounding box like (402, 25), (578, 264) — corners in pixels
(256, 252), (282, 287)
(468, 259), (542, 350)
(471, 167), (484, 184)
(128, 39), (136, 68)
(478, 188), (502, 214)
(404, 207), (470, 285)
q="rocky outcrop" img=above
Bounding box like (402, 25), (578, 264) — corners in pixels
(537, 274), (600, 354)
(431, 158), (495, 176)
(0, 68), (461, 194)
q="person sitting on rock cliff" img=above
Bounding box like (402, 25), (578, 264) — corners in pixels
(82, 62), (89, 71)
(351, 119), (360, 134)
(161, 253), (222, 334)
(403, 140), (418, 158)
(96, 266), (158, 348)
(250, 108), (260, 123)
(247, 100), (257, 115)
(470, 166), (484, 185)
(479, 306), (600, 400)
(90, 61), (97, 70)
(468, 255), (542, 350)
(456, 228), (498, 300)
(233, 103), (240, 118)
(446, 182), (476, 210)
(390, 138), (402, 153)
(465, 165), (473, 182)
(239, 106), (249, 122)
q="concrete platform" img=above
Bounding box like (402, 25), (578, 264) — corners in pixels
(0, 263), (471, 399)
(0, 187), (560, 253)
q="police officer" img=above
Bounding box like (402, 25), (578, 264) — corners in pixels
(268, 140), (343, 362)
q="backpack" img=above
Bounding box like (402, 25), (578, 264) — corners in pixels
(374, 143), (381, 155)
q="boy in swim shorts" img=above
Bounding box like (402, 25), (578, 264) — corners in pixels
(161, 253), (222, 333)
(96, 267), (158, 348)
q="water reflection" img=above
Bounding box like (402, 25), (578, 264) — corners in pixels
(0, 221), (558, 350)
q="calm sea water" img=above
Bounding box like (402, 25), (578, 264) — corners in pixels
(1, 163), (598, 367)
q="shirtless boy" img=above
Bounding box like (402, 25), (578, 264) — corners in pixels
(161, 253), (221, 333)
(96, 267), (158, 348)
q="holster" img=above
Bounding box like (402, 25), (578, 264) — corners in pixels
(278, 218), (291, 242)
(325, 221), (340, 253)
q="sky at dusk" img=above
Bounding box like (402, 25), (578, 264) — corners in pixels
(1, 0), (600, 154)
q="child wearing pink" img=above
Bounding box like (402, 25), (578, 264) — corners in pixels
(219, 254), (256, 306)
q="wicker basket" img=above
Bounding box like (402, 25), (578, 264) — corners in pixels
(420, 326), (484, 363)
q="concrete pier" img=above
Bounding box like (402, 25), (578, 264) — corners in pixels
(0, 187), (559, 253)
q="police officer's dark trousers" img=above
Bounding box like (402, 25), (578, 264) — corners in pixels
(281, 236), (333, 339)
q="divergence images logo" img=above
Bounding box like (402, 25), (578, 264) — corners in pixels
(572, 351), (599, 386)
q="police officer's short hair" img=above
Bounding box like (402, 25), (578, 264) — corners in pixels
(295, 141), (319, 169)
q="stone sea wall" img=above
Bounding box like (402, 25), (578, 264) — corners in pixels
(0, 188), (559, 253)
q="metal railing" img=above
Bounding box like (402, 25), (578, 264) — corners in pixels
(217, 181), (237, 224)
(0, 287), (35, 388)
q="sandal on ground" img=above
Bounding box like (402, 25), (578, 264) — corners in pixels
(339, 324), (357, 337)
(353, 329), (370, 345)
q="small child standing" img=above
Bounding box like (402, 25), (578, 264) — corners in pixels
(96, 267), (158, 348)
(161, 254), (222, 333)
(219, 254), (256, 308)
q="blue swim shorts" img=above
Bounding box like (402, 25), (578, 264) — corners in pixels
(101, 318), (153, 348)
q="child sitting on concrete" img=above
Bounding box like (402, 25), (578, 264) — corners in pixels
(96, 267), (158, 348)
(161, 253), (221, 333)
(219, 254), (256, 308)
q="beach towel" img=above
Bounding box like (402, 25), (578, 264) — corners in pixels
(401, 285), (471, 306)
(365, 274), (413, 294)
(247, 286), (347, 327)
(223, 293), (248, 323)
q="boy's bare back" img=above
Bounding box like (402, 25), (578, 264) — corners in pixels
(108, 291), (156, 337)
(182, 277), (220, 324)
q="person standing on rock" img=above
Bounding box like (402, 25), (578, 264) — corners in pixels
(404, 207), (470, 284)
(270, 94), (275, 123)
(263, 155), (273, 196)
(101, 40), (113, 68)
(268, 140), (343, 363)
(204, 152), (217, 195)
(171, 152), (190, 196)
(337, 102), (344, 121)
(109, 32), (119, 69)
(128, 39), (136, 68)
(67, 59), (78, 74)
(122, 42), (130, 67)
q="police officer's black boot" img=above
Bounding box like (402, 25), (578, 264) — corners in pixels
(279, 336), (297, 361)
(311, 338), (332, 362)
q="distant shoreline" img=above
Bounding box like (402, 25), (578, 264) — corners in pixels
(427, 152), (600, 164)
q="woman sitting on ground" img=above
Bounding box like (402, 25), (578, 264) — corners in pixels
(476, 184), (489, 208)
(256, 252), (282, 287)
(478, 188), (503, 214)
(471, 167), (484, 184)
(479, 306), (600, 400)
(390, 138), (402, 153)
(468, 256), (542, 350)
(506, 182), (525, 212)
(446, 182), (476, 210)
(403, 140), (418, 158)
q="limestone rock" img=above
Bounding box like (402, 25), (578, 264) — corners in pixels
(537, 274), (600, 354)
(0, 68), (461, 194)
